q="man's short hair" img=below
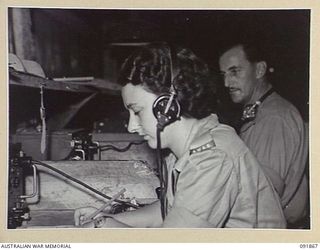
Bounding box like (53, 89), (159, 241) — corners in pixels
(219, 33), (273, 64)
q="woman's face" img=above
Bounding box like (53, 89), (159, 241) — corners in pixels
(122, 83), (164, 149)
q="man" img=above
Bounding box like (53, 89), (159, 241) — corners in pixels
(218, 40), (309, 227)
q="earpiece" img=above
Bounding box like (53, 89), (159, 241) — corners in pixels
(152, 46), (181, 130)
(152, 89), (181, 130)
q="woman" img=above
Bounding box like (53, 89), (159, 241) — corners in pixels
(74, 44), (286, 228)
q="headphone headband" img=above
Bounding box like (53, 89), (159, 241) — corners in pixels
(168, 46), (178, 85)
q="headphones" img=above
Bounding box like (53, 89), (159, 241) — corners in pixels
(152, 47), (181, 131)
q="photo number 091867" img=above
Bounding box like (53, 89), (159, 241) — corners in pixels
(300, 244), (318, 249)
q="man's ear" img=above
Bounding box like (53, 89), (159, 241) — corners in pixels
(256, 61), (267, 79)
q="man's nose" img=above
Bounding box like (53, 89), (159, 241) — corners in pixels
(127, 115), (139, 133)
(224, 75), (232, 88)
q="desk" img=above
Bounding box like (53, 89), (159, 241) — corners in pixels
(22, 160), (159, 228)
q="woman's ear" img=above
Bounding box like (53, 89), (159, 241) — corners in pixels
(256, 61), (267, 79)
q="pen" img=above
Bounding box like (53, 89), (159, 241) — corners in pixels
(80, 188), (126, 225)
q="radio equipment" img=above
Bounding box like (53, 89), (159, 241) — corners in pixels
(8, 144), (38, 229)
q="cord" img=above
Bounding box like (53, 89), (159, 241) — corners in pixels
(39, 84), (46, 154)
(156, 126), (168, 221)
(59, 141), (146, 160)
(99, 141), (145, 152)
(32, 159), (139, 209)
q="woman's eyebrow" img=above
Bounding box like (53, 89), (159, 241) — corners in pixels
(126, 103), (138, 109)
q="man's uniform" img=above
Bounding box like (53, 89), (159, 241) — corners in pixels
(240, 92), (308, 224)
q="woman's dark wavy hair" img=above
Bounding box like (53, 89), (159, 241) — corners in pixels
(118, 44), (217, 119)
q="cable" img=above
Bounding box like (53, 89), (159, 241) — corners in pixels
(99, 141), (145, 152)
(39, 84), (46, 155)
(59, 141), (146, 160)
(156, 126), (168, 221)
(32, 159), (139, 209)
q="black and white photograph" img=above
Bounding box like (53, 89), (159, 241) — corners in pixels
(2, 2), (319, 243)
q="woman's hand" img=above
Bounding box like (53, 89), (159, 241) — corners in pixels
(74, 201), (162, 228)
(74, 206), (130, 228)
(74, 206), (99, 227)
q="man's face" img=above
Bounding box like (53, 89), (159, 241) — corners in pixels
(219, 46), (258, 105)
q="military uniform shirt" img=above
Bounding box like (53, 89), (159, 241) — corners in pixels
(240, 92), (308, 223)
(162, 114), (286, 228)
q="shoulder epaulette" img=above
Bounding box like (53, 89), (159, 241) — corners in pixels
(189, 137), (216, 155)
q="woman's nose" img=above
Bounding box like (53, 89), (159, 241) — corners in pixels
(127, 115), (140, 133)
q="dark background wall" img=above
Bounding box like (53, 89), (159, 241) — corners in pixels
(8, 8), (310, 132)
